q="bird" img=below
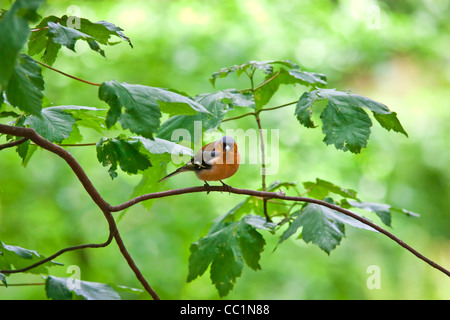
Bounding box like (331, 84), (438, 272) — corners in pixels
(158, 136), (240, 190)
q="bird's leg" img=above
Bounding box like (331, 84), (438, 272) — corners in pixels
(220, 180), (232, 194)
(204, 181), (211, 194)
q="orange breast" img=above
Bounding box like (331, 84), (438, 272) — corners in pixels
(195, 151), (240, 181)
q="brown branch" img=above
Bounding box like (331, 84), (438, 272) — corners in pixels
(0, 215), (115, 274)
(0, 124), (160, 300)
(0, 123), (448, 301)
(0, 137), (28, 151)
(110, 185), (450, 277)
(34, 59), (102, 87)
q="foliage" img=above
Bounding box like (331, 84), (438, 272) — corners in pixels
(1, 0), (447, 300)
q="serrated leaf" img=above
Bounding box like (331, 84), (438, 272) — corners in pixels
(187, 216), (266, 297)
(255, 68), (327, 109)
(25, 108), (76, 143)
(0, 0), (44, 88)
(45, 276), (121, 300)
(220, 181), (297, 222)
(281, 204), (346, 254)
(295, 88), (408, 153)
(99, 81), (208, 139)
(145, 87), (209, 116)
(96, 136), (152, 179)
(136, 136), (193, 161)
(123, 164), (167, 216)
(295, 91), (319, 128)
(320, 97), (372, 153)
(373, 112), (408, 137)
(157, 89), (252, 142)
(302, 178), (359, 200)
(45, 105), (107, 134)
(47, 21), (94, 51)
(45, 276), (73, 300)
(209, 60), (296, 87)
(279, 201), (377, 254)
(157, 113), (204, 143)
(28, 15), (132, 64)
(99, 80), (161, 138)
(27, 16), (59, 56)
(4, 54), (44, 116)
(195, 89), (255, 130)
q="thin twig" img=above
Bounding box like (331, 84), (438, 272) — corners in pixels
(34, 59), (102, 87)
(255, 113), (271, 222)
(0, 137), (28, 151)
(222, 100), (298, 123)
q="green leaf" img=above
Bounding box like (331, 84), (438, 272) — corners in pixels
(136, 136), (193, 161)
(320, 94), (372, 153)
(0, 0), (44, 88)
(346, 200), (419, 227)
(145, 87), (209, 116)
(279, 200), (377, 254)
(157, 113), (204, 143)
(4, 54), (44, 116)
(0, 241), (61, 275)
(187, 215), (266, 297)
(157, 89), (252, 142)
(209, 60), (300, 87)
(99, 80), (161, 138)
(373, 112), (408, 137)
(194, 89), (256, 131)
(27, 15), (133, 64)
(280, 204), (346, 254)
(302, 178), (359, 200)
(27, 16), (59, 56)
(17, 140), (38, 167)
(99, 81), (208, 139)
(46, 105), (107, 134)
(295, 91), (319, 128)
(45, 276), (73, 300)
(45, 276), (121, 300)
(96, 136), (152, 179)
(47, 21), (94, 51)
(210, 60), (327, 108)
(295, 89), (408, 153)
(123, 164), (167, 216)
(220, 181), (297, 222)
(255, 68), (326, 109)
(25, 107), (76, 143)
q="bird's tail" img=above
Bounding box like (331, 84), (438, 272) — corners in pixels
(158, 166), (188, 182)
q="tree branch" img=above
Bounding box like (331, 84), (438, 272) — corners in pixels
(0, 123), (448, 301)
(0, 124), (160, 299)
(110, 184), (450, 277)
(0, 137), (28, 151)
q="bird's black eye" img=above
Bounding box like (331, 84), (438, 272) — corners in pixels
(221, 136), (235, 151)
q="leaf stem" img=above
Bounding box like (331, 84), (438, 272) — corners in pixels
(245, 68), (271, 222)
(222, 100), (298, 123)
(34, 59), (102, 87)
(255, 112), (271, 222)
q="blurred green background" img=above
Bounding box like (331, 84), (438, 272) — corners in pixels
(0, 0), (449, 299)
